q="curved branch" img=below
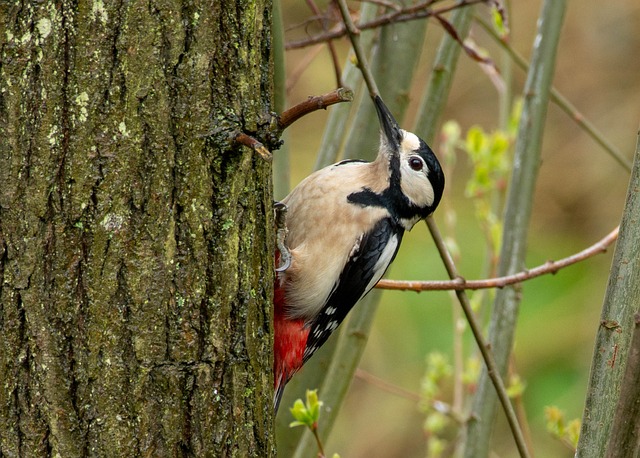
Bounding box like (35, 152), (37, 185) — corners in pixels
(376, 226), (619, 292)
(278, 88), (354, 131)
(286, 0), (486, 50)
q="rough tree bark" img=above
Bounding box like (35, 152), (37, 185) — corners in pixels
(0, 1), (275, 456)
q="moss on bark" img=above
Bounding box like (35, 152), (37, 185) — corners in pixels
(0, 1), (275, 456)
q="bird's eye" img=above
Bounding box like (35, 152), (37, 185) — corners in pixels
(408, 157), (423, 171)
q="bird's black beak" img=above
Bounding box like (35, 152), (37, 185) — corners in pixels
(373, 95), (402, 150)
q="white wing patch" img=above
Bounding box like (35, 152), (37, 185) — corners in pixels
(363, 234), (399, 296)
(349, 234), (363, 259)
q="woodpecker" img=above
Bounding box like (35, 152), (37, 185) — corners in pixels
(273, 96), (444, 410)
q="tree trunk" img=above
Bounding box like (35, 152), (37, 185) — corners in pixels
(606, 312), (640, 457)
(0, 1), (275, 456)
(578, 133), (640, 457)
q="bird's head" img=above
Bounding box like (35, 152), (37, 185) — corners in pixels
(373, 96), (445, 226)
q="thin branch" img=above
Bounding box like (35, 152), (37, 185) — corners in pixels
(278, 88), (354, 131)
(354, 369), (468, 424)
(424, 216), (532, 458)
(354, 368), (420, 402)
(234, 132), (272, 161)
(285, 13), (327, 33)
(433, 12), (496, 69)
(475, 15), (632, 172)
(305, 0), (344, 88)
(286, 43), (325, 93)
(335, 0), (379, 97)
(355, 0), (402, 11)
(311, 427), (325, 458)
(286, 0), (487, 50)
(376, 226), (619, 292)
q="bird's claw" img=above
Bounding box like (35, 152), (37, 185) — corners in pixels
(274, 201), (291, 272)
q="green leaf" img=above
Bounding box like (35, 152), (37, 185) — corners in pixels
(465, 126), (488, 158)
(491, 4), (509, 39)
(307, 389), (322, 422)
(506, 374), (526, 398)
(288, 389), (323, 430)
(566, 419), (581, 449)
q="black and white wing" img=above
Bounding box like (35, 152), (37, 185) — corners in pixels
(302, 217), (404, 363)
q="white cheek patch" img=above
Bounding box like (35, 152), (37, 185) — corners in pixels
(400, 157), (435, 209)
(398, 130), (436, 210)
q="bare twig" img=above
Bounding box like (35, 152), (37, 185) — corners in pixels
(434, 12), (496, 69)
(424, 217), (532, 458)
(312, 427), (325, 458)
(305, 0), (344, 88)
(474, 15), (632, 172)
(354, 368), (468, 424)
(286, 44), (325, 93)
(278, 88), (354, 131)
(286, 0), (487, 50)
(355, 368), (420, 402)
(234, 132), (272, 161)
(335, 0), (379, 96)
(377, 226), (619, 292)
(355, 0), (402, 11)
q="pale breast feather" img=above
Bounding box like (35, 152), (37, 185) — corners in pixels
(281, 163), (390, 321)
(303, 217), (404, 362)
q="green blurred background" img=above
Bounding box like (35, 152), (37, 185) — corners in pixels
(276, 1), (640, 456)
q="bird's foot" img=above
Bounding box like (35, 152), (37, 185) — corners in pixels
(274, 201), (291, 272)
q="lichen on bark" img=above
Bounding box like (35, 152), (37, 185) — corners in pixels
(0, 1), (276, 456)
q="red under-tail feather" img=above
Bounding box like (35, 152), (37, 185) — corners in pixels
(273, 253), (309, 411)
